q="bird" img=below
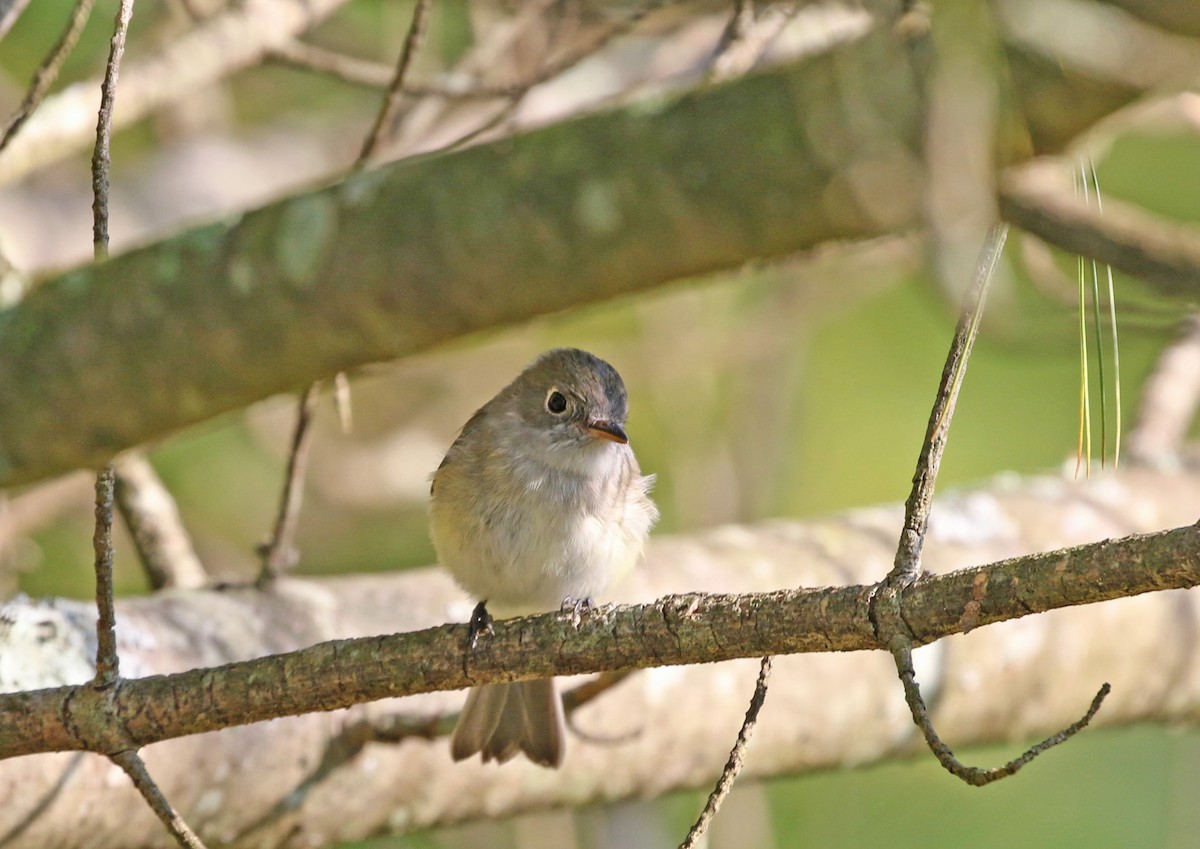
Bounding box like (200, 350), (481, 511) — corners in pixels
(429, 348), (658, 768)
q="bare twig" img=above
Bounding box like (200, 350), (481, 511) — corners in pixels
(353, 0), (434, 170)
(110, 750), (208, 849)
(91, 465), (119, 687)
(267, 40), (395, 88)
(0, 0), (352, 187)
(86, 5), (209, 845)
(113, 453), (207, 590)
(1127, 313), (1200, 464)
(0, 0), (96, 155)
(679, 656), (772, 849)
(388, 0), (671, 159)
(886, 223), (1005, 584)
(893, 643), (1110, 786)
(91, 0), (135, 259)
(871, 223), (1109, 784)
(257, 384), (320, 584)
(562, 670), (635, 712)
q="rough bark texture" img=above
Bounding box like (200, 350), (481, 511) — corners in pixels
(0, 462), (1199, 847)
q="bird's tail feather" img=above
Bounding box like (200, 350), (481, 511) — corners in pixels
(451, 679), (565, 768)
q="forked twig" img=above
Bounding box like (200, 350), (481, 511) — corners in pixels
(88, 4), (210, 846)
(872, 223), (1110, 784)
(893, 644), (1110, 786)
(679, 656), (773, 849)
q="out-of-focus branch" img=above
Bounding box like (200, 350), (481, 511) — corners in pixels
(0, 18), (929, 489)
(999, 158), (1200, 298)
(0, 0), (96, 155)
(113, 453), (206, 590)
(0, 0), (351, 187)
(1127, 314), (1200, 464)
(0, 0), (31, 40)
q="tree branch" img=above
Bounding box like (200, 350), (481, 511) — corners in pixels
(2, 463), (1200, 844)
(0, 0), (351, 186)
(0, 20), (929, 488)
(2, 517), (1197, 760)
(999, 158), (1200, 299)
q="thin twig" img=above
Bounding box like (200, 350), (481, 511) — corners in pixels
(388, 0), (669, 158)
(353, 0), (434, 171)
(91, 465), (119, 687)
(873, 224), (1109, 785)
(887, 223), (1006, 583)
(111, 750), (208, 849)
(85, 4), (209, 847)
(257, 384), (320, 584)
(679, 656), (773, 849)
(893, 644), (1110, 786)
(91, 0), (135, 259)
(267, 40), (395, 88)
(113, 452), (207, 590)
(0, 0), (96, 155)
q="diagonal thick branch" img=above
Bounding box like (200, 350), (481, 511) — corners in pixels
(0, 20), (927, 488)
(1, 519), (1196, 761)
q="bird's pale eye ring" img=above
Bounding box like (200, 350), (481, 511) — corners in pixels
(545, 388), (569, 415)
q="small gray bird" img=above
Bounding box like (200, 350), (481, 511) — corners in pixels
(429, 348), (658, 768)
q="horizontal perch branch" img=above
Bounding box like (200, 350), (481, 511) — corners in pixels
(1, 520), (1196, 760)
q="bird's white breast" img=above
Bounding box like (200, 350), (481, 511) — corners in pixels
(430, 440), (655, 617)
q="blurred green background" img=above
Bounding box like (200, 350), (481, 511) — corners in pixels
(4, 1), (1200, 847)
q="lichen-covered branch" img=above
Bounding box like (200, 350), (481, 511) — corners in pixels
(1, 503), (1197, 760)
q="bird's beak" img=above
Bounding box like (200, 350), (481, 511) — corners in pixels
(586, 420), (628, 444)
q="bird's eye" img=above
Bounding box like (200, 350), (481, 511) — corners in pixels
(545, 389), (568, 415)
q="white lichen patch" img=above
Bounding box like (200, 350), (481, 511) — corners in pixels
(574, 179), (623, 237)
(276, 195), (338, 288)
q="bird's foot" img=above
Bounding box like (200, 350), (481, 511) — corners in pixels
(467, 600), (493, 650)
(561, 596), (596, 626)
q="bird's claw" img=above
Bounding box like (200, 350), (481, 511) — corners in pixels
(561, 596), (596, 625)
(467, 600), (493, 650)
